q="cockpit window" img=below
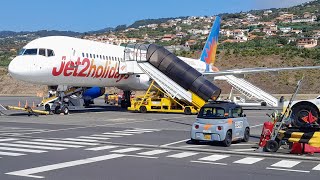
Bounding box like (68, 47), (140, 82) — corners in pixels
(47, 49), (55, 57)
(18, 48), (26, 56)
(39, 49), (46, 56)
(23, 49), (38, 55)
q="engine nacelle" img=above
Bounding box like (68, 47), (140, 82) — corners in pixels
(82, 87), (105, 103)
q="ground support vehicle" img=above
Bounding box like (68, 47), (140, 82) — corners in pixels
(190, 101), (250, 147)
(128, 81), (201, 115)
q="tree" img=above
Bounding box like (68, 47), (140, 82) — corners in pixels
(115, 25), (127, 32)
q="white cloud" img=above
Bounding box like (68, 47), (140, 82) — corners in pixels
(253, 0), (314, 9)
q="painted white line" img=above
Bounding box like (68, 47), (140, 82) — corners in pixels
(122, 130), (154, 133)
(78, 136), (110, 140)
(85, 145), (119, 151)
(15, 141), (83, 148)
(63, 138), (98, 142)
(111, 147), (142, 153)
(271, 160), (301, 168)
(0, 151), (25, 156)
(0, 147), (46, 153)
(33, 139), (99, 146)
(138, 150), (169, 156)
(102, 132), (133, 136)
(133, 128), (161, 131)
(266, 167), (310, 173)
(91, 134), (121, 138)
(6, 154), (125, 178)
(231, 143), (256, 146)
(180, 145), (207, 148)
(230, 149), (256, 152)
(125, 154), (159, 159)
(312, 164), (320, 171)
(113, 131), (144, 134)
(198, 155), (229, 162)
(233, 157), (264, 165)
(191, 160), (227, 166)
(0, 143), (65, 150)
(160, 139), (189, 147)
(0, 138), (18, 142)
(167, 152), (198, 158)
(250, 124), (264, 128)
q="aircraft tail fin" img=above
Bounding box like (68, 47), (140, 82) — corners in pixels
(200, 16), (221, 72)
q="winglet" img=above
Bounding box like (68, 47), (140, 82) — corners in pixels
(200, 16), (221, 72)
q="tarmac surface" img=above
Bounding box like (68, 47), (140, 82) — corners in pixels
(0, 96), (319, 180)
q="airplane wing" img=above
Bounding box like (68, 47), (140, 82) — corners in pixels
(203, 66), (320, 78)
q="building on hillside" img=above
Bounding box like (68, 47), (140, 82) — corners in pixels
(291, 29), (303, 34)
(263, 24), (278, 35)
(165, 45), (190, 52)
(161, 34), (176, 41)
(297, 38), (318, 48)
(234, 35), (248, 42)
(291, 15), (317, 23)
(276, 14), (294, 23)
(279, 27), (292, 33)
(313, 30), (320, 39)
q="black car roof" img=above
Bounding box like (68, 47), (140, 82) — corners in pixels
(202, 101), (241, 109)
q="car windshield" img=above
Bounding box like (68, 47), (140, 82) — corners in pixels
(197, 107), (226, 119)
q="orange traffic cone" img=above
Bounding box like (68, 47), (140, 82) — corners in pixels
(18, 101), (21, 107)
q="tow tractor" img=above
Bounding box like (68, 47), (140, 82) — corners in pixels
(128, 81), (201, 115)
(262, 79), (320, 152)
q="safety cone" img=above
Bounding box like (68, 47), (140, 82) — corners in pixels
(18, 101), (21, 107)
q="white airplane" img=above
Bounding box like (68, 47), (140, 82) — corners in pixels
(8, 16), (320, 113)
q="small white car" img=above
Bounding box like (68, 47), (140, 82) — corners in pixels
(191, 101), (250, 147)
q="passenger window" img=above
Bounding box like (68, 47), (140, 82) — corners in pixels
(86, 53), (88, 58)
(82, 53), (84, 57)
(232, 107), (242, 118)
(100, 55), (102, 59)
(112, 57), (114, 61)
(39, 49), (46, 56)
(93, 54), (96, 58)
(103, 56), (105, 60)
(23, 49), (38, 55)
(90, 54), (92, 58)
(47, 49), (55, 57)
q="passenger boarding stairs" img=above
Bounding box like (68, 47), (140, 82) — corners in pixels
(224, 75), (278, 107)
(119, 44), (198, 107)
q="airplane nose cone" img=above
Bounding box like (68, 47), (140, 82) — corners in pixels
(8, 57), (29, 80)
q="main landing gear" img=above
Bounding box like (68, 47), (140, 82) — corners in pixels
(121, 90), (132, 108)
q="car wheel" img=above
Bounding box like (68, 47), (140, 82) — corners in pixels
(44, 104), (51, 111)
(140, 106), (147, 113)
(184, 107), (192, 115)
(242, 128), (250, 142)
(222, 131), (232, 147)
(61, 106), (69, 115)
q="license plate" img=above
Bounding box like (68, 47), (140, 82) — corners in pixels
(204, 134), (211, 140)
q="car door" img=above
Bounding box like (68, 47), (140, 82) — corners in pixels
(231, 107), (245, 139)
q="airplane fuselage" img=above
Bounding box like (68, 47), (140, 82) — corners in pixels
(9, 36), (207, 91)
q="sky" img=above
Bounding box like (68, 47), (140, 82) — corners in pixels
(0, 0), (313, 32)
